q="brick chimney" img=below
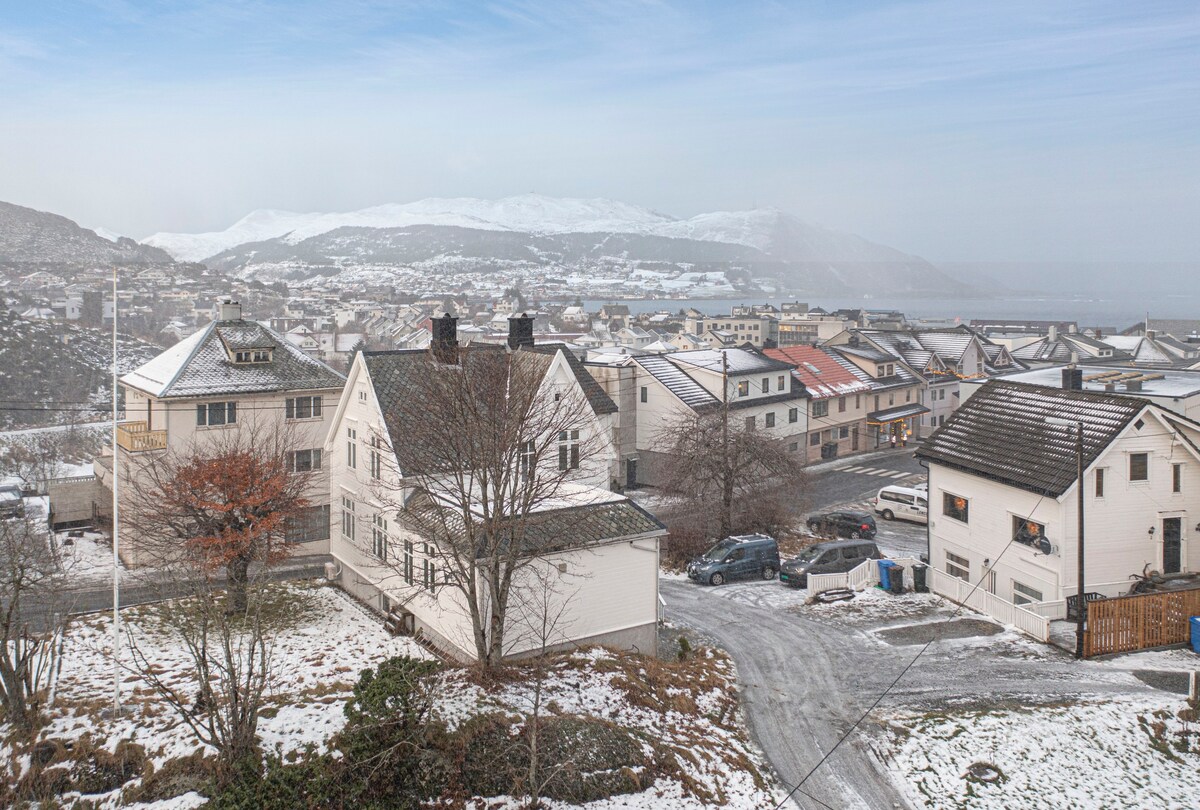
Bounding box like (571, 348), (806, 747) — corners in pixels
(507, 314), (534, 350)
(431, 313), (459, 363)
(219, 300), (242, 321)
(1061, 366), (1083, 391)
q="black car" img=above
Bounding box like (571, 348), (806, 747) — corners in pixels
(806, 510), (877, 540)
(0, 485), (24, 519)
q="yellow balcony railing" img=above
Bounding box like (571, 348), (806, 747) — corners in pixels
(116, 421), (167, 452)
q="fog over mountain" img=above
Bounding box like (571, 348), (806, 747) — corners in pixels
(146, 194), (966, 296)
(0, 201), (172, 267)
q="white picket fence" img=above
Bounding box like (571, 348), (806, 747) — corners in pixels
(928, 568), (1050, 641)
(806, 556), (925, 595)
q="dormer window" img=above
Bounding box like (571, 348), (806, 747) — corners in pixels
(234, 349), (272, 364)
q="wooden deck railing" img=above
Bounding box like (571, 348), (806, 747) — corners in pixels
(1083, 588), (1200, 657)
(116, 421), (167, 452)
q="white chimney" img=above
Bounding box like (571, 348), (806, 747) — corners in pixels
(219, 300), (242, 321)
(1047, 324), (1058, 342)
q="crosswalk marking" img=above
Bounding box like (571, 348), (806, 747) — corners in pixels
(842, 466), (865, 473)
(887, 471), (909, 479)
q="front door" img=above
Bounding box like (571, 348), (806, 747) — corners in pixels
(1163, 517), (1182, 574)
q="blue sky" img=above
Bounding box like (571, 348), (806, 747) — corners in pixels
(1, 1), (1197, 263)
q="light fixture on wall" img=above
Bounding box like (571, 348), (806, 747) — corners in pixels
(1148, 526), (1156, 537)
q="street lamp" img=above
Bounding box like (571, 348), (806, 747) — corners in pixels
(1047, 417), (1085, 658)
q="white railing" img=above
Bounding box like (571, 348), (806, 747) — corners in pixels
(928, 567), (1050, 641)
(657, 593), (667, 625)
(807, 571), (845, 594)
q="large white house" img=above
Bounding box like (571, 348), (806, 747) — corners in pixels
(324, 317), (666, 661)
(917, 380), (1200, 617)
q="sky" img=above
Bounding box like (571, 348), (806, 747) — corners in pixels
(1, 1), (1198, 264)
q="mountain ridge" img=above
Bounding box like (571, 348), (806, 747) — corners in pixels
(0, 201), (173, 266)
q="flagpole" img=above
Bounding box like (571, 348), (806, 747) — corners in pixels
(111, 265), (121, 714)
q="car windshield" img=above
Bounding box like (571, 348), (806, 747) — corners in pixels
(703, 540), (736, 561)
(791, 546), (822, 564)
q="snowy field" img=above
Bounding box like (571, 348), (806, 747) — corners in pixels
(3, 582), (781, 808)
(883, 695), (1200, 809)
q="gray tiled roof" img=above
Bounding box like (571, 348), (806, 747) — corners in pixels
(916, 381), (1149, 496)
(517, 499), (667, 555)
(669, 348), (794, 375)
(122, 319), (345, 398)
(636, 355), (720, 409)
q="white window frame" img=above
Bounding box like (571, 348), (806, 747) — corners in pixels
(1012, 581), (1043, 605)
(557, 430), (580, 471)
(372, 513), (388, 560)
(346, 426), (358, 469)
(341, 496), (356, 540)
(946, 550), (970, 581)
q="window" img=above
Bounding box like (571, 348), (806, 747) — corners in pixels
(809, 433), (820, 447)
(789, 441), (799, 451)
(1012, 516), (1047, 549)
(358, 390), (367, 402)
(855, 394), (861, 408)
(838, 397), (846, 413)
(288, 448), (322, 472)
(640, 386), (648, 403)
(744, 416), (756, 430)
(876, 366), (886, 377)
(778, 375), (786, 391)
(1129, 452), (1148, 482)
(369, 436), (382, 480)
(788, 407), (798, 423)
(372, 514), (388, 560)
(404, 540), (414, 585)
(946, 551), (970, 581)
(761, 377), (770, 393)
(285, 395), (323, 419)
(839, 426), (849, 439)
(940, 388), (946, 401)
(234, 349), (271, 363)
(422, 557), (435, 591)
(1173, 463), (1182, 493)
(765, 412), (775, 428)
(874, 395), (880, 411)
(1012, 581), (1044, 606)
(519, 440), (536, 478)
(285, 504), (330, 543)
(905, 390), (911, 402)
(737, 380), (749, 397)
(196, 401), (237, 426)
(943, 492), (969, 523)
(1095, 467), (1105, 498)
(558, 430), (580, 470)
(341, 496), (355, 539)
(346, 427), (357, 469)
(813, 400), (829, 418)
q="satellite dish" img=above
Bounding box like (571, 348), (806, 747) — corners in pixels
(1037, 537), (1056, 556)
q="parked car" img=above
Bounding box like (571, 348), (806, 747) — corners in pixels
(686, 533), (780, 586)
(913, 481), (928, 493)
(780, 539), (884, 588)
(806, 510), (877, 539)
(0, 485), (25, 519)
(873, 485), (929, 524)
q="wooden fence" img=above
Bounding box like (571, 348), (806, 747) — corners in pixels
(1083, 589), (1200, 657)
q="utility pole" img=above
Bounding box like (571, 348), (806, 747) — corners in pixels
(720, 351), (731, 539)
(1075, 420), (1085, 659)
(110, 266), (122, 713)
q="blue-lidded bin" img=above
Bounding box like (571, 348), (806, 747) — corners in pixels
(878, 559), (897, 591)
(1191, 617), (1200, 654)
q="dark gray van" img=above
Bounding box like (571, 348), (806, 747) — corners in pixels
(686, 533), (780, 586)
(779, 539), (883, 588)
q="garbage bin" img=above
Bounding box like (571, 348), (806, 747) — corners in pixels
(912, 563), (928, 593)
(877, 559), (896, 591)
(1191, 617), (1200, 654)
(889, 565), (906, 594)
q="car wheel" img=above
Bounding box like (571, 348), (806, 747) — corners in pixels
(881, 509), (894, 521)
(761, 566), (777, 581)
(807, 521), (820, 533)
(709, 572), (725, 586)
(850, 530), (862, 539)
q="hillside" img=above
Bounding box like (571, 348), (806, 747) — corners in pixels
(0, 314), (162, 429)
(148, 195), (967, 296)
(0, 200), (173, 267)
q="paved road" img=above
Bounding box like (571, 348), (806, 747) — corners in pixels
(662, 576), (1172, 809)
(804, 449), (925, 514)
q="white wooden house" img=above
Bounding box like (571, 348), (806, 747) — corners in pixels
(324, 317), (665, 661)
(917, 380), (1200, 621)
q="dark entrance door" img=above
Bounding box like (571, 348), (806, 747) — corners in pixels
(625, 458), (637, 490)
(1163, 517), (1182, 574)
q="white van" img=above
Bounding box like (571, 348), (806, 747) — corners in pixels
(873, 485), (928, 524)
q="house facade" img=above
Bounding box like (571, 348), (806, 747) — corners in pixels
(79, 300), (345, 565)
(918, 380), (1200, 617)
(764, 345), (875, 462)
(324, 318), (665, 662)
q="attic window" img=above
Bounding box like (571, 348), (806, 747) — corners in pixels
(234, 349), (271, 364)
(1135, 419), (1145, 431)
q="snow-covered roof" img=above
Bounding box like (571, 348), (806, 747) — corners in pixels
(122, 318), (345, 398)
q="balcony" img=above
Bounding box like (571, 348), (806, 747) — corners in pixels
(116, 421), (167, 453)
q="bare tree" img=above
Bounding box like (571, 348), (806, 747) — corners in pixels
(0, 516), (68, 734)
(366, 346), (606, 669)
(658, 398), (806, 541)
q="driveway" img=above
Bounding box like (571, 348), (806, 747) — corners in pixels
(661, 576), (1178, 809)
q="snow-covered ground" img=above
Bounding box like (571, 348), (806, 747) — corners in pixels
(883, 695), (1200, 809)
(4, 582), (780, 808)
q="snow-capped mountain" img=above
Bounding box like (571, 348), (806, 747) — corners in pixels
(145, 194), (963, 295)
